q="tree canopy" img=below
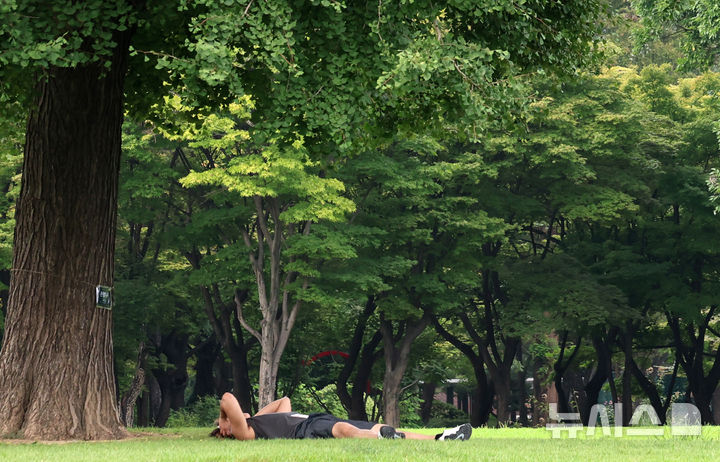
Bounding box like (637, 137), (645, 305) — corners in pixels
(5, 0), (720, 440)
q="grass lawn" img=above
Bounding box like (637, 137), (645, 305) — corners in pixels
(1, 426), (719, 461)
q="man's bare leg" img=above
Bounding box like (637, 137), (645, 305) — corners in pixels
(255, 396), (292, 416)
(332, 422), (383, 439)
(333, 422), (430, 439)
(328, 421), (456, 440)
(369, 423), (435, 440)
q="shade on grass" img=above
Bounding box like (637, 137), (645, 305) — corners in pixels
(1, 427), (719, 462)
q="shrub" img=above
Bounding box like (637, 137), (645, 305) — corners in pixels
(291, 384), (347, 418)
(399, 393), (423, 428)
(427, 400), (469, 428)
(166, 395), (219, 428)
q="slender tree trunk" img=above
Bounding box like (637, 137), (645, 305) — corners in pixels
(554, 372), (569, 415)
(667, 311), (720, 425)
(380, 313), (430, 427)
(119, 343), (146, 427)
(518, 362), (529, 426)
(137, 390), (150, 427)
(237, 201), (308, 409)
(689, 379), (714, 424)
(620, 327), (675, 424)
(0, 31), (132, 440)
(348, 331), (383, 421)
(713, 386), (720, 425)
(430, 313), (493, 426)
(622, 353), (633, 426)
(420, 382), (436, 425)
(532, 367), (544, 426)
(152, 332), (189, 427)
(337, 297), (377, 419)
(229, 293), (255, 411)
(580, 335), (612, 425)
(553, 333), (581, 415)
(189, 278), (256, 411)
(229, 344), (254, 412)
(192, 336), (220, 401)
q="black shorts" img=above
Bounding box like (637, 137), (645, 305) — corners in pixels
(293, 413), (377, 439)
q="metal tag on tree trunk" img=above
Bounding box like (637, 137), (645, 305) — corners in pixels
(96, 285), (113, 310)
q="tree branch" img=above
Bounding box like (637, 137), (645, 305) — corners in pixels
(235, 288), (261, 342)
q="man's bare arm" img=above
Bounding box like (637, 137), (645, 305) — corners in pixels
(254, 396), (292, 416)
(220, 393), (255, 440)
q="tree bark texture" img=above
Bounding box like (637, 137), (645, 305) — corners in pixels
(0, 31), (131, 440)
(119, 343), (146, 427)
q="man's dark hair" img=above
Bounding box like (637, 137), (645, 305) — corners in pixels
(210, 426), (235, 439)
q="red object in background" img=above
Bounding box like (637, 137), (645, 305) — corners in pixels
(303, 350), (350, 366)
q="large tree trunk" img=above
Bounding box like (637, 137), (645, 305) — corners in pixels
(382, 367), (403, 428)
(494, 376), (512, 425)
(0, 32), (131, 440)
(472, 367), (494, 427)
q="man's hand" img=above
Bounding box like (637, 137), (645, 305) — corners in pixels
(218, 416), (233, 437)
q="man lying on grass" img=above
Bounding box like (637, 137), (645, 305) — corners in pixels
(212, 392), (471, 441)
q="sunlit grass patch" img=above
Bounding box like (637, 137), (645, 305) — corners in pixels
(0, 427), (719, 462)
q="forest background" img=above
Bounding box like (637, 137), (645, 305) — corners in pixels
(1, 0), (720, 440)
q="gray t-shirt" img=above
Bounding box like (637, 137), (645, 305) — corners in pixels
(246, 412), (309, 439)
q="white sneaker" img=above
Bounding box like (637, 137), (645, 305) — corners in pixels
(437, 423), (472, 441)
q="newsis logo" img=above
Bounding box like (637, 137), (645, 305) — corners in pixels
(545, 403), (702, 438)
